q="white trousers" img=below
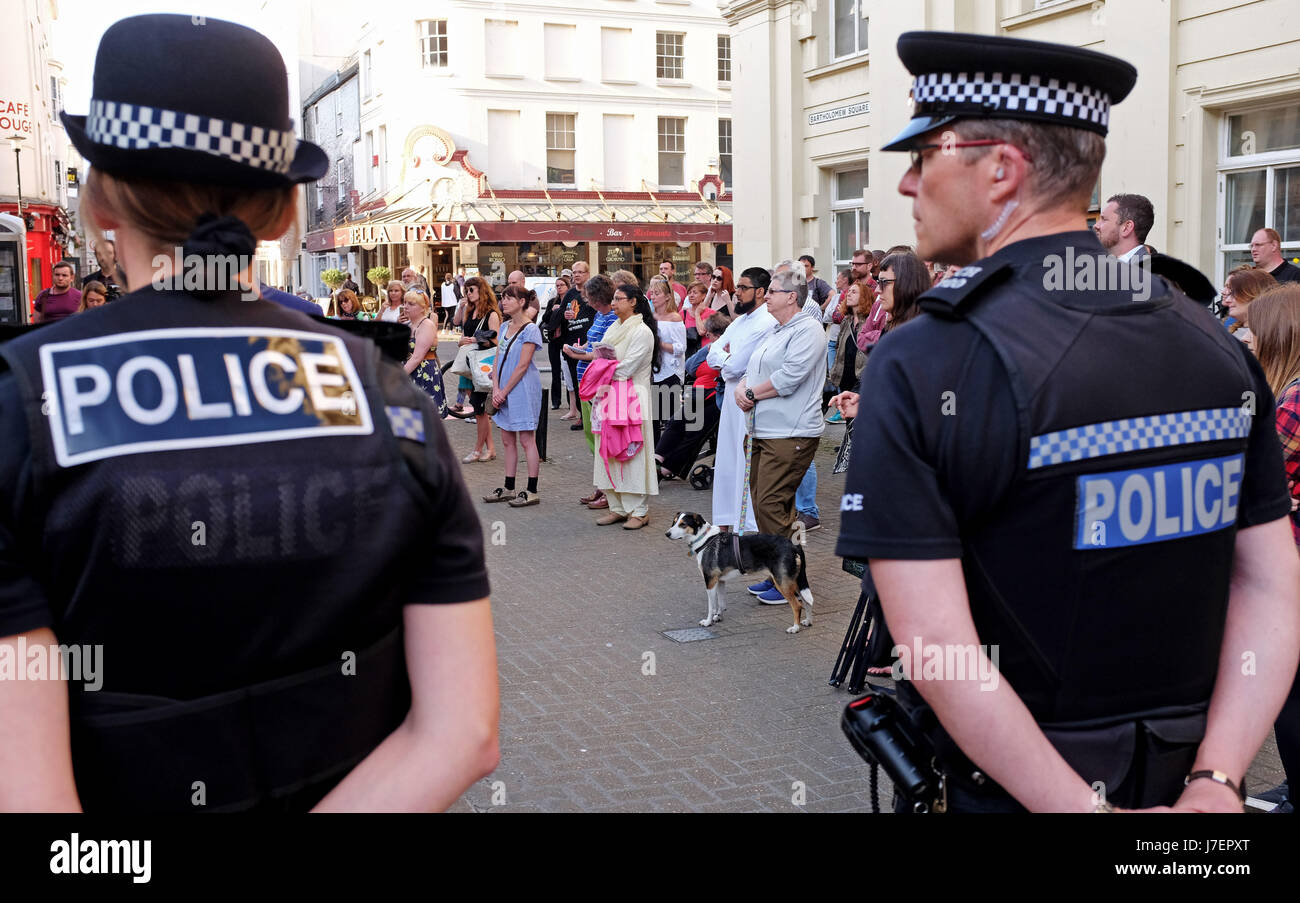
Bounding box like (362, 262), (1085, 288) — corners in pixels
(711, 391), (758, 532)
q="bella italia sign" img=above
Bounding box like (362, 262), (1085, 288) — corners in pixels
(808, 101), (869, 126)
(349, 222), (481, 244)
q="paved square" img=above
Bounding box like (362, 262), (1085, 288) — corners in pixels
(441, 348), (1284, 813)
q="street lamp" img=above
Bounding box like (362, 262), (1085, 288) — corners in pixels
(6, 135), (24, 220)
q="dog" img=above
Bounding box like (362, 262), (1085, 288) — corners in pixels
(665, 511), (813, 634)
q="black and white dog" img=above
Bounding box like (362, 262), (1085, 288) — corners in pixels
(665, 511), (813, 634)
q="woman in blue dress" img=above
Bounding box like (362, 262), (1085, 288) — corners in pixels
(401, 290), (448, 416)
(482, 285), (544, 507)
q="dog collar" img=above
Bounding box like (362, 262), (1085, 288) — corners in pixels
(689, 527), (720, 557)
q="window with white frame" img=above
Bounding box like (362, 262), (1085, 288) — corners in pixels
(547, 113), (576, 187)
(658, 117), (685, 187)
(485, 20), (520, 77)
(718, 119), (732, 187)
(50, 75), (60, 118)
(362, 50), (372, 99)
(419, 19), (448, 69)
(832, 166), (869, 272)
(717, 34), (731, 83)
(378, 124), (387, 191)
(1218, 103), (1300, 279)
(832, 0), (868, 60)
(656, 32), (684, 80)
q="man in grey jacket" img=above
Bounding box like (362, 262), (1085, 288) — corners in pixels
(734, 267), (827, 561)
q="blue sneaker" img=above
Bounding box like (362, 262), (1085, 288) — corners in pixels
(757, 587), (787, 604)
(747, 579), (773, 595)
(825, 409), (844, 424)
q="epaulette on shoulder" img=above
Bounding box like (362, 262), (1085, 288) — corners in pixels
(917, 261), (1015, 320)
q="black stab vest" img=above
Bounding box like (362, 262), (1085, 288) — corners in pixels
(0, 290), (427, 812)
(897, 251), (1260, 804)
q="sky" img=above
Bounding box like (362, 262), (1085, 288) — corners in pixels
(54, 0), (298, 112)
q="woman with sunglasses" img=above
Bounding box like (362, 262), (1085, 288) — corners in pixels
(704, 265), (735, 317)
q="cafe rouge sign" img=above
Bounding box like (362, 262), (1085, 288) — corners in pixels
(316, 219), (733, 251)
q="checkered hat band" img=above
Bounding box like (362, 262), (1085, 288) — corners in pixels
(912, 72), (1110, 127)
(85, 99), (295, 175)
(1028, 408), (1251, 470)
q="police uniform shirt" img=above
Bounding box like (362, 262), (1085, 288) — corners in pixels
(0, 288), (490, 699)
(835, 231), (1291, 721)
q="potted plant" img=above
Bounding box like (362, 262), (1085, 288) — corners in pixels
(367, 266), (392, 293)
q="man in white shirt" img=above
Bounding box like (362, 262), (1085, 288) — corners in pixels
(707, 267), (778, 533)
(1094, 193), (1153, 263)
(439, 272), (461, 331)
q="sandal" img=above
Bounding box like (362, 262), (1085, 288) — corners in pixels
(579, 490), (602, 505)
(462, 450), (481, 463)
(479, 452), (496, 463)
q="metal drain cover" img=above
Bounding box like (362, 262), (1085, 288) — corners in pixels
(663, 627), (718, 643)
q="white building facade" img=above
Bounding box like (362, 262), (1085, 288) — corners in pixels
(723, 0), (1300, 286)
(303, 0), (735, 297)
(0, 0), (75, 322)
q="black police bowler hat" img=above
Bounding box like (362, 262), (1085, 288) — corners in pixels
(61, 14), (327, 188)
(1147, 253), (1217, 305)
(882, 31), (1138, 152)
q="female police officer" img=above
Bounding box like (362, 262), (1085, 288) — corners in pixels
(0, 15), (498, 812)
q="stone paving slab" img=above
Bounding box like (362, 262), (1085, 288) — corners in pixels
(437, 340), (1284, 813)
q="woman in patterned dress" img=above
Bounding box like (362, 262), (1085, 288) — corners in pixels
(402, 290), (448, 416)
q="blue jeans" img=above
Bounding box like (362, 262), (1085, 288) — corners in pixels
(825, 339), (838, 393)
(796, 461), (818, 518)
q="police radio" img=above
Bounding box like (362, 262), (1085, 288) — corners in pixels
(841, 692), (944, 813)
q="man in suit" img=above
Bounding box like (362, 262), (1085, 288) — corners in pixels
(1094, 193), (1153, 263)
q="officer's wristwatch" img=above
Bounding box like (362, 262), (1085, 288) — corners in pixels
(744, 388), (756, 402)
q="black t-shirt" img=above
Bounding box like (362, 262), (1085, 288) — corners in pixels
(1267, 260), (1300, 285)
(563, 287), (593, 343)
(0, 293), (490, 696)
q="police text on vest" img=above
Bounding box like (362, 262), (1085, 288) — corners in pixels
(39, 328), (373, 466)
(1075, 454), (1244, 549)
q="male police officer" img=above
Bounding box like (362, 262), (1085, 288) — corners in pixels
(835, 32), (1300, 812)
(0, 15), (498, 812)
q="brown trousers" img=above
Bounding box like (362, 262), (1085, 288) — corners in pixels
(749, 436), (819, 537)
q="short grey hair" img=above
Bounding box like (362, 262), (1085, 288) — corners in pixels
(771, 259), (807, 302)
(954, 119), (1106, 209)
(770, 267), (805, 298)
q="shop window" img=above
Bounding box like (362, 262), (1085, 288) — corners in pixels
(419, 19), (448, 69)
(657, 32), (685, 80)
(1218, 102), (1300, 280)
(832, 0), (868, 61)
(658, 117), (685, 188)
(718, 35), (731, 83)
(547, 113), (576, 187)
(718, 119), (732, 187)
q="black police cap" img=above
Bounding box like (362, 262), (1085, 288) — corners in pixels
(882, 31), (1138, 152)
(1147, 253), (1217, 305)
(61, 14), (328, 188)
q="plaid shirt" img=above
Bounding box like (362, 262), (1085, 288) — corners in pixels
(1275, 379), (1300, 545)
